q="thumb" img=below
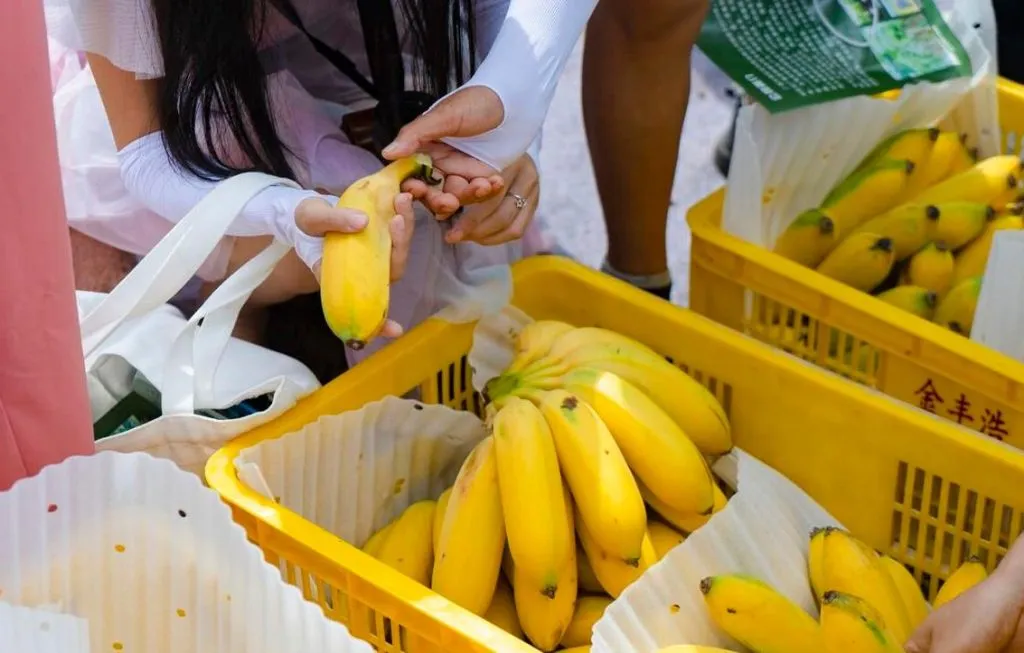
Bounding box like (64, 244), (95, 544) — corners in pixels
(904, 623), (933, 653)
(382, 87), (504, 159)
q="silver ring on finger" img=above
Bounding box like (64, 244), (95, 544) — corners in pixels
(508, 192), (528, 211)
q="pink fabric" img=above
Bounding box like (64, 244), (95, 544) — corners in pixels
(0, 0), (94, 491)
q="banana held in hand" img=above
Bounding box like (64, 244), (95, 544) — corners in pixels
(933, 276), (983, 336)
(578, 515), (657, 598)
(880, 555), (930, 629)
(905, 242), (955, 296)
(816, 234), (896, 292)
(700, 574), (822, 653)
(820, 529), (912, 643)
(934, 556), (988, 608)
(560, 595), (614, 649)
(321, 154), (434, 349)
(820, 591), (905, 653)
(820, 158), (917, 233)
(876, 286), (939, 320)
(492, 397), (572, 596)
(952, 212), (1024, 284)
(850, 203), (939, 259)
(931, 202), (995, 249)
(432, 437), (506, 615)
(537, 390), (647, 564)
(913, 154), (1023, 207)
(507, 320), (576, 374)
(773, 210), (842, 268)
(374, 499), (436, 586)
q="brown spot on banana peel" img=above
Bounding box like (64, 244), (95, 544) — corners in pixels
(560, 396), (579, 411)
(541, 586), (557, 599)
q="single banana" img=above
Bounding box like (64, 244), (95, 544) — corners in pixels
(947, 136), (980, 178)
(906, 242), (955, 296)
(507, 320), (577, 374)
(561, 648), (593, 653)
(857, 127), (940, 173)
(850, 203), (939, 259)
(489, 327), (732, 455)
(321, 154), (434, 349)
(536, 390), (647, 563)
(821, 158), (917, 233)
(912, 154), (1023, 207)
(880, 555), (930, 630)
(374, 499), (436, 587)
(933, 276), (983, 336)
(484, 579), (524, 640)
(916, 131), (974, 188)
(578, 515), (657, 598)
(934, 556), (988, 608)
(642, 480), (728, 534)
(876, 285), (939, 320)
(700, 574), (822, 653)
(654, 648), (741, 653)
(513, 483), (578, 651)
(492, 397), (572, 596)
(820, 590), (905, 653)
(577, 551), (604, 594)
(560, 595), (614, 649)
(931, 202), (995, 249)
(363, 521), (395, 559)
(648, 520), (687, 560)
(432, 487), (452, 553)
(529, 367), (714, 515)
(820, 529), (912, 643)
(816, 234), (896, 292)
(808, 526), (835, 602)
(432, 437), (506, 615)
(952, 214), (1023, 284)
(773, 210), (842, 268)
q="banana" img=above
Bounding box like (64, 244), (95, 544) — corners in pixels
(850, 203), (939, 259)
(642, 480), (728, 534)
(933, 276), (983, 335)
(321, 154), (434, 349)
(821, 158), (917, 233)
(808, 526), (834, 602)
(561, 595), (614, 649)
(858, 127), (940, 173)
(484, 579), (523, 640)
(374, 499), (436, 586)
(952, 214), (1024, 284)
(578, 516), (657, 598)
(820, 529), (912, 643)
(577, 553), (604, 594)
(880, 555), (930, 629)
(820, 590), (905, 653)
(948, 136), (980, 178)
(363, 521), (395, 559)
(648, 520), (687, 560)
(876, 285), (939, 319)
(492, 397), (572, 596)
(934, 556), (988, 608)
(432, 437), (506, 615)
(700, 574), (822, 653)
(513, 483), (578, 651)
(932, 202), (995, 249)
(535, 390), (647, 563)
(432, 487), (451, 553)
(507, 320), (577, 374)
(773, 210), (842, 268)
(562, 648), (593, 653)
(532, 367), (714, 515)
(906, 242), (955, 296)
(913, 154), (1023, 207)
(654, 648), (741, 653)
(489, 327), (732, 455)
(816, 234), (896, 292)
(917, 131), (975, 188)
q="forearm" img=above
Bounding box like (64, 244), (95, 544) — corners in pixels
(995, 537), (1024, 595)
(444, 0), (598, 170)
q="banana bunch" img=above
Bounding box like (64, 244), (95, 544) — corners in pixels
(772, 127), (1024, 339)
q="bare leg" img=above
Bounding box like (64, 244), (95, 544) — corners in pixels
(583, 0), (710, 285)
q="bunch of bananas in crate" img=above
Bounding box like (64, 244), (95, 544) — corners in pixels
(359, 320), (734, 651)
(774, 127), (1023, 337)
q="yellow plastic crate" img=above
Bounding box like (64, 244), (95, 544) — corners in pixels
(689, 78), (1024, 448)
(207, 257), (1024, 652)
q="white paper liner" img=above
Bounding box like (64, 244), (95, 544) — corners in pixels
(723, 5), (1000, 248)
(234, 396), (487, 550)
(591, 451), (842, 652)
(0, 601), (91, 653)
(0, 452), (371, 653)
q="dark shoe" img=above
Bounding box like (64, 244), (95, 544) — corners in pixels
(715, 88), (743, 178)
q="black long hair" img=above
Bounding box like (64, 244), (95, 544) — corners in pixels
(151, 0), (476, 181)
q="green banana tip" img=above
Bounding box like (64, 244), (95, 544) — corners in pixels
(821, 590), (842, 605)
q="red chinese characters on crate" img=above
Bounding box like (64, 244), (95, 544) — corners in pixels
(914, 380), (1010, 441)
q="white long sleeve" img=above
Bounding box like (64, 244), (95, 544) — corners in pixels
(118, 132), (330, 270)
(442, 0), (598, 171)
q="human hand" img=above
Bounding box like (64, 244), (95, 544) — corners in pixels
(383, 86), (507, 217)
(906, 571), (1024, 653)
(294, 192), (416, 339)
(445, 154), (538, 246)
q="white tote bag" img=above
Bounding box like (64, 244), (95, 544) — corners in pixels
(80, 172), (321, 477)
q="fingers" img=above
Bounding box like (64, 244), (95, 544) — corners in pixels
(294, 197), (368, 237)
(381, 87), (505, 160)
(381, 319), (404, 339)
(389, 193), (415, 281)
(450, 161), (538, 245)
